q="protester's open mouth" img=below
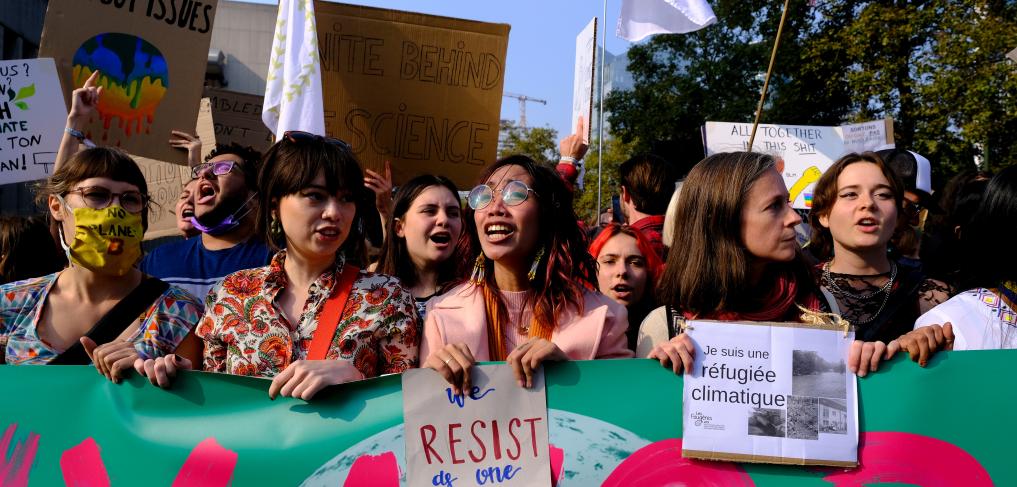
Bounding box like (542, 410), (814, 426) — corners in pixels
(196, 183), (217, 205)
(611, 284), (634, 300)
(429, 232), (452, 245)
(484, 223), (515, 243)
(856, 217), (879, 233)
(181, 208), (194, 219)
(315, 226), (341, 241)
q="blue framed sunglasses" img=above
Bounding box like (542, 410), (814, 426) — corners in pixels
(468, 180), (539, 210)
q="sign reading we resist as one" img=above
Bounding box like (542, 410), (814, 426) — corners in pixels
(402, 364), (551, 487)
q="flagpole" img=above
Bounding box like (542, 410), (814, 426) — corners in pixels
(747, 0), (791, 151)
(597, 0), (607, 220)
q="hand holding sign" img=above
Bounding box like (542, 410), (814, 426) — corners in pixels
(268, 359), (365, 401)
(168, 130), (203, 168)
(889, 323), (954, 368)
(506, 338), (567, 388)
(81, 336), (138, 384)
(364, 160), (394, 223)
(648, 333), (696, 375)
(134, 353), (193, 388)
(424, 343), (476, 396)
(559, 115), (589, 160)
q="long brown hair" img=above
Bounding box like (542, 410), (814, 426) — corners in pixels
(467, 155), (597, 359)
(807, 152), (905, 261)
(657, 152), (812, 315)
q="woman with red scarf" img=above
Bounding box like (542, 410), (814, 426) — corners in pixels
(636, 152), (827, 371)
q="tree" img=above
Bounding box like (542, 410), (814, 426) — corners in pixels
(606, 0), (1017, 187)
(573, 136), (639, 224)
(497, 120), (559, 165)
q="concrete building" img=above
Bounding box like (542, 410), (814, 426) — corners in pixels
(591, 49), (635, 138)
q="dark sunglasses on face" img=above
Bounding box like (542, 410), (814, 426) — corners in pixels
(64, 186), (148, 214)
(468, 180), (539, 210)
(191, 160), (240, 179)
(282, 131), (351, 151)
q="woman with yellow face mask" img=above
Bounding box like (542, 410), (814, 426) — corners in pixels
(0, 147), (203, 382)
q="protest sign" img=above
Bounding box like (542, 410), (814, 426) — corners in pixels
(314, 1), (510, 189)
(402, 365), (551, 486)
(0, 58), (67, 185)
(38, 0), (219, 165)
(682, 320), (858, 467)
(204, 88), (273, 153)
(571, 18), (597, 144)
(1, 355), (1010, 485)
(702, 119), (894, 208)
(138, 97), (215, 240)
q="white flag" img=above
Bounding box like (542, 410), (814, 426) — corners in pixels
(616, 0), (717, 42)
(262, 0), (325, 137)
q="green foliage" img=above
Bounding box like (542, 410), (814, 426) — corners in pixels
(607, 0), (1017, 187)
(497, 119), (560, 165)
(573, 136), (639, 223)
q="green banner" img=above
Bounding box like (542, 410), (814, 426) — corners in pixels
(2, 352), (1011, 486)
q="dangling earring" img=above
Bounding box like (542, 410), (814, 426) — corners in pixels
(471, 253), (487, 285)
(270, 215), (282, 237)
(528, 247), (546, 282)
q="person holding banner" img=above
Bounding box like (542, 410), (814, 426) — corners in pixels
(589, 223), (663, 351)
(421, 155), (632, 394)
(806, 152), (949, 373)
(910, 165), (1017, 352)
(135, 133), (419, 400)
(636, 152), (826, 371)
(0, 147), (202, 381)
(375, 175), (465, 320)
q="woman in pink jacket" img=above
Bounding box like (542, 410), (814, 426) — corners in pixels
(422, 156), (632, 394)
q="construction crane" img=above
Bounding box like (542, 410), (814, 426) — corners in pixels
(503, 92), (547, 129)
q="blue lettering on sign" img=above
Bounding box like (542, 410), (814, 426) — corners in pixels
(475, 464), (521, 484)
(445, 386), (496, 408)
(432, 469), (459, 486)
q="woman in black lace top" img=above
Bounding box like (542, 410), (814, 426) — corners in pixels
(808, 152), (950, 354)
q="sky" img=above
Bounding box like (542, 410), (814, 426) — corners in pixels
(242, 0), (635, 139)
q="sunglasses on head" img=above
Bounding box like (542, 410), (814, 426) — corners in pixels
(283, 131), (350, 151)
(467, 180), (539, 210)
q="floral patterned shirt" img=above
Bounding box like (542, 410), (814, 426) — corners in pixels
(195, 251), (420, 378)
(0, 273), (202, 365)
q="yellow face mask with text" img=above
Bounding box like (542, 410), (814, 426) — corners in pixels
(60, 203), (143, 277)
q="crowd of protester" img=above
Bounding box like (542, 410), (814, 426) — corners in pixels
(1, 69), (1011, 399)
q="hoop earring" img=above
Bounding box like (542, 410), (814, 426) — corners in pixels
(471, 253), (487, 285)
(528, 247), (546, 282)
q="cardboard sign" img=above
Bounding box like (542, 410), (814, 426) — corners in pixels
(38, 0), (219, 165)
(203, 88), (273, 153)
(682, 320), (858, 467)
(139, 97), (215, 240)
(314, 1), (510, 189)
(702, 119), (894, 209)
(571, 18), (597, 144)
(402, 365), (551, 486)
(0, 58), (68, 185)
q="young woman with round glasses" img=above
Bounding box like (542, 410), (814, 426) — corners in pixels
(420, 155), (632, 394)
(375, 175), (465, 321)
(134, 132), (420, 400)
(0, 147), (202, 380)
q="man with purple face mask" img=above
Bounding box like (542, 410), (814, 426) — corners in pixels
(140, 144), (272, 303)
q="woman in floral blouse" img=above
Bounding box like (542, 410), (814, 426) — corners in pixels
(135, 132), (420, 400)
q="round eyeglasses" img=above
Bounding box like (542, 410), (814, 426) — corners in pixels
(467, 180), (539, 210)
(64, 186), (148, 214)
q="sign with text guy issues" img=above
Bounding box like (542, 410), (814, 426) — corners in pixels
(682, 320), (858, 467)
(0, 58), (67, 185)
(702, 119), (893, 209)
(402, 364), (551, 487)
(314, 2), (510, 190)
(571, 18), (596, 145)
(39, 0), (219, 165)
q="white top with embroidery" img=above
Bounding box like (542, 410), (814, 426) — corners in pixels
(914, 288), (1017, 350)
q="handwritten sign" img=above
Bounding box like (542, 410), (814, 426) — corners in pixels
(402, 364), (551, 487)
(203, 88), (273, 153)
(314, 2), (510, 189)
(681, 320), (858, 467)
(39, 0), (219, 165)
(571, 18), (596, 145)
(702, 119), (894, 209)
(0, 58), (67, 185)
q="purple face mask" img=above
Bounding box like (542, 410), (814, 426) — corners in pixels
(191, 193), (255, 236)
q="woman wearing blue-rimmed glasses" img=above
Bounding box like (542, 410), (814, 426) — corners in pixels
(420, 155), (632, 395)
